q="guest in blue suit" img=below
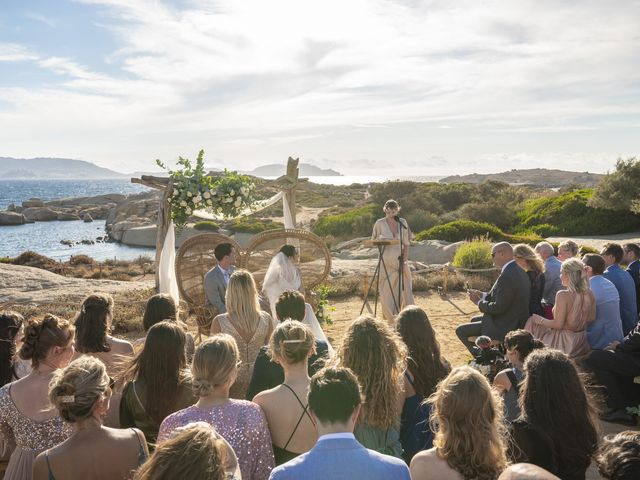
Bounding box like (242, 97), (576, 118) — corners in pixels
(269, 367), (410, 480)
(601, 243), (638, 335)
(624, 243), (640, 313)
(582, 254), (624, 349)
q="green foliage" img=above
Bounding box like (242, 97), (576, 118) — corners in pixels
(455, 201), (516, 231)
(313, 284), (336, 325)
(590, 157), (640, 213)
(452, 238), (494, 269)
(518, 189), (640, 235)
(313, 204), (378, 238)
(194, 221), (220, 231)
(230, 218), (283, 233)
(403, 209), (440, 233)
(415, 220), (542, 245)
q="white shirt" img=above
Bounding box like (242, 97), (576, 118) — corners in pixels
(218, 265), (231, 285)
(317, 432), (356, 443)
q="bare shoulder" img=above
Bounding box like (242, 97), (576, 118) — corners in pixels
(493, 370), (511, 392)
(410, 448), (462, 480)
(108, 336), (134, 355)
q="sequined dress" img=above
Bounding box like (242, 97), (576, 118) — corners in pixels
(157, 399), (275, 480)
(0, 385), (72, 480)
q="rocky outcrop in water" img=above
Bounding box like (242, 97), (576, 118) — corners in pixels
(0, 211), (26, 225)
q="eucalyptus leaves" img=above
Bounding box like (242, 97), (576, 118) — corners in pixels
(156, 150), (256, 230)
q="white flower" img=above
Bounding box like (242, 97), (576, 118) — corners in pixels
(209, 189), (216, 195)
(180, 200), (187, 207)
(187, 191), (193, 197)
(225, 197), (233, 203)
(236, 195), (243, 203)
(206, 199), (213, 206)
(234, 198), (242, 207)
(193, 195), (202, 204)
(240, 186), (247, 195)
(185, 207), (192, 214)
(229, 189), (235, 196)
(172, 190), (179, 197)
(203, 191), (211, 199)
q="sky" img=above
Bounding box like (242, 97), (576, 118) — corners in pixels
(1, 0), (639, 176)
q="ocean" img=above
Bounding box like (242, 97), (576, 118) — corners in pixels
(0, 175), (444, 261)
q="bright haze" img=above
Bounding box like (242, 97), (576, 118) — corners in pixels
(1, 0), (639, 176)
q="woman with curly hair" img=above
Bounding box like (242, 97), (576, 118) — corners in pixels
(410, 366), (508, 480)
(0, 311), (24, 387)
(510, 349), (599, 480)
(333, 315), (407, 458)
(396, 306), (450, 461)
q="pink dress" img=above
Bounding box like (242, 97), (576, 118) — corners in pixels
(158, 399), (275, 480)
(525, 291), (593, 358)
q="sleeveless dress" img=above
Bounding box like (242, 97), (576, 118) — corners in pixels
(0, 385), (72, 480)
(525, 291), (592, 358)
(215, 311), (274, 399)
(399, 372), (433, 462)
(272, 384), (314, 466)
(502, 367), (524, 422)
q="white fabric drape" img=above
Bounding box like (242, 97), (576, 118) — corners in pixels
(159, 222), (180, 305)
(282, 194), (294, 229)
(192, 191), (284, 221)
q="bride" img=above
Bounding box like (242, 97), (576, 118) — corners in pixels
(262, 245), (333, 353)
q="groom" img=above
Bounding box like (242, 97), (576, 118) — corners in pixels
(203, 242), (236, 314)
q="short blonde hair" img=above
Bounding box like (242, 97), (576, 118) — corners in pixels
(559, 240), (579, 257)
(191, 335), (239, 397)
(429, 366), (508, 480)
(49, 356), (110, 423)
(268, 320), (315, 365)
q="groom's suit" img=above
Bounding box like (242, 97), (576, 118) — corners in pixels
(203, 265), (234, 314)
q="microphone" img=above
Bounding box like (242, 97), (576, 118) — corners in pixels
(393, 215), (400, 222)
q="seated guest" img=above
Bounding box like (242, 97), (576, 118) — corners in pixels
(602, 243), (638, 335)
(33, 357), (148, 480)
(410, 366), (508, 480)
(457, 242), (531, 354)
(584, 316), (640, 424)
(120, 322), (196, 448)
(0, 311), (24, 387)
(246, 291), (330, 400)
(158, 334), (275, 480)
(624, 243), (640, 312)
(203, 242), (237, 314)
(595, 430), (640, 480)
(510, 349), (599, 480)
(535, 242), (563, 308)
(134, 293), (195, 359)
(493, 330), (543, 422)
(74, 293), (134, 426)
(134, 422), (240, 480)
(558, 239), (579, 261)
(211, 270), (275, 398)
(498, 463), (560, 480)
(254, 321), (317, 465)
(395, 306), (450, 462)
(0, 315), (74, 480)
(269, 367), (410, 480)
(333, 315), (406, 457)
(525, 259), (595, 358)
(582, 254), (624, 349)
(513, 244), (545, 316)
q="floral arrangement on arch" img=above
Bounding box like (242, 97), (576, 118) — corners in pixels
(156, 150), (257, 230)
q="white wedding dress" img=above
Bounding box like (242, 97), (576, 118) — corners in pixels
(262, 252), (333, 354)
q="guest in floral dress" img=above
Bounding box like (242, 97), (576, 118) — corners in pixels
(0, 314), (75, 480)
(158, 334), (275, 480)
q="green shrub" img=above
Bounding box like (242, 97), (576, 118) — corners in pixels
(517, 189), (640, 235)
(313, 204), (378, 238)
(415, 220), (542, 245)
(194, 221), (220, 231)
(403, 209), (440, 233)
(452, 238), (494, 269)
(230, 218), (283, 233)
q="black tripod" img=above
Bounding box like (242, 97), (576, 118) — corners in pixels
(360, 241), (400, 316)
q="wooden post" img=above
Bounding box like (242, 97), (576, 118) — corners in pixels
(285, 157), (299, 227)
(443, 265), (449, 294)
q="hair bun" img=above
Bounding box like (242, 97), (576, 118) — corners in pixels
(192, 378), (214, 397)
(19, 320), (43, 360)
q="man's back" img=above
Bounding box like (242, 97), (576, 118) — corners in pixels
(269, 436), (410, 480)
(604, 264), (638, 334)
(587, 275), (623, 349)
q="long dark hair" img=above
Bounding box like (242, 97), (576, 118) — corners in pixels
(142, 294), (177, 332)
(124, 321), (190, 424)
(75, 294), (113, 353)
(520, 349), (599, 478)
(0, 311), (24, 386)
(396, 306), (450, 397)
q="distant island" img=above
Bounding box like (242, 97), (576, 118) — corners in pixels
(247, 163), (342, 177)
(439, 168), (604, 187)
(0, 157), (126, 179)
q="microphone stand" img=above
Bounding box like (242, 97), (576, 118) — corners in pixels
(395, 215), (405, 313)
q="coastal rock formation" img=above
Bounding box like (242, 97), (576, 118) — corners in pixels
(0, 211), (26, 225)
(108, 217), (154, 242)
(83, 213), (93, 222)
(22, 198), (44, 208)
(0, 264), (153, 304)
(57, 212), (82, 221)
(22, 207), (59, 221)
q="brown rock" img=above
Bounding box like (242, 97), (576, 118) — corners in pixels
(22, 198), (44, 208)
(0, 211), (26, 225)
(22, 207), (59, 221)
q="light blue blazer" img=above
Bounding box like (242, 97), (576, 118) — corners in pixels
(268, 436), (411, 480)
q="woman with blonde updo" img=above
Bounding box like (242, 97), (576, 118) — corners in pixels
(333, 315), (407, 457)
(513, 244), (546, 317)
(158, 334), (275, 480)
(410, 366), (509, 480)
(210, 270), (275, 398)
(253, 320), (317, 465)
(525, 258), (596, 358)
(134, 422), (240, 480)
(33, 356), (148, 480)
(0, 314), (75, 480)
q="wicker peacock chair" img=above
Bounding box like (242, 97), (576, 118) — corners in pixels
(175, 233), (242, 339)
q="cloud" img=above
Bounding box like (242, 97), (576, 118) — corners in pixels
(25, 12), (57, 28)
(0, 43), (39, 62)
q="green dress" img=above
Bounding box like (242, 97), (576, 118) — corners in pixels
(354, 423), (403, 458)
